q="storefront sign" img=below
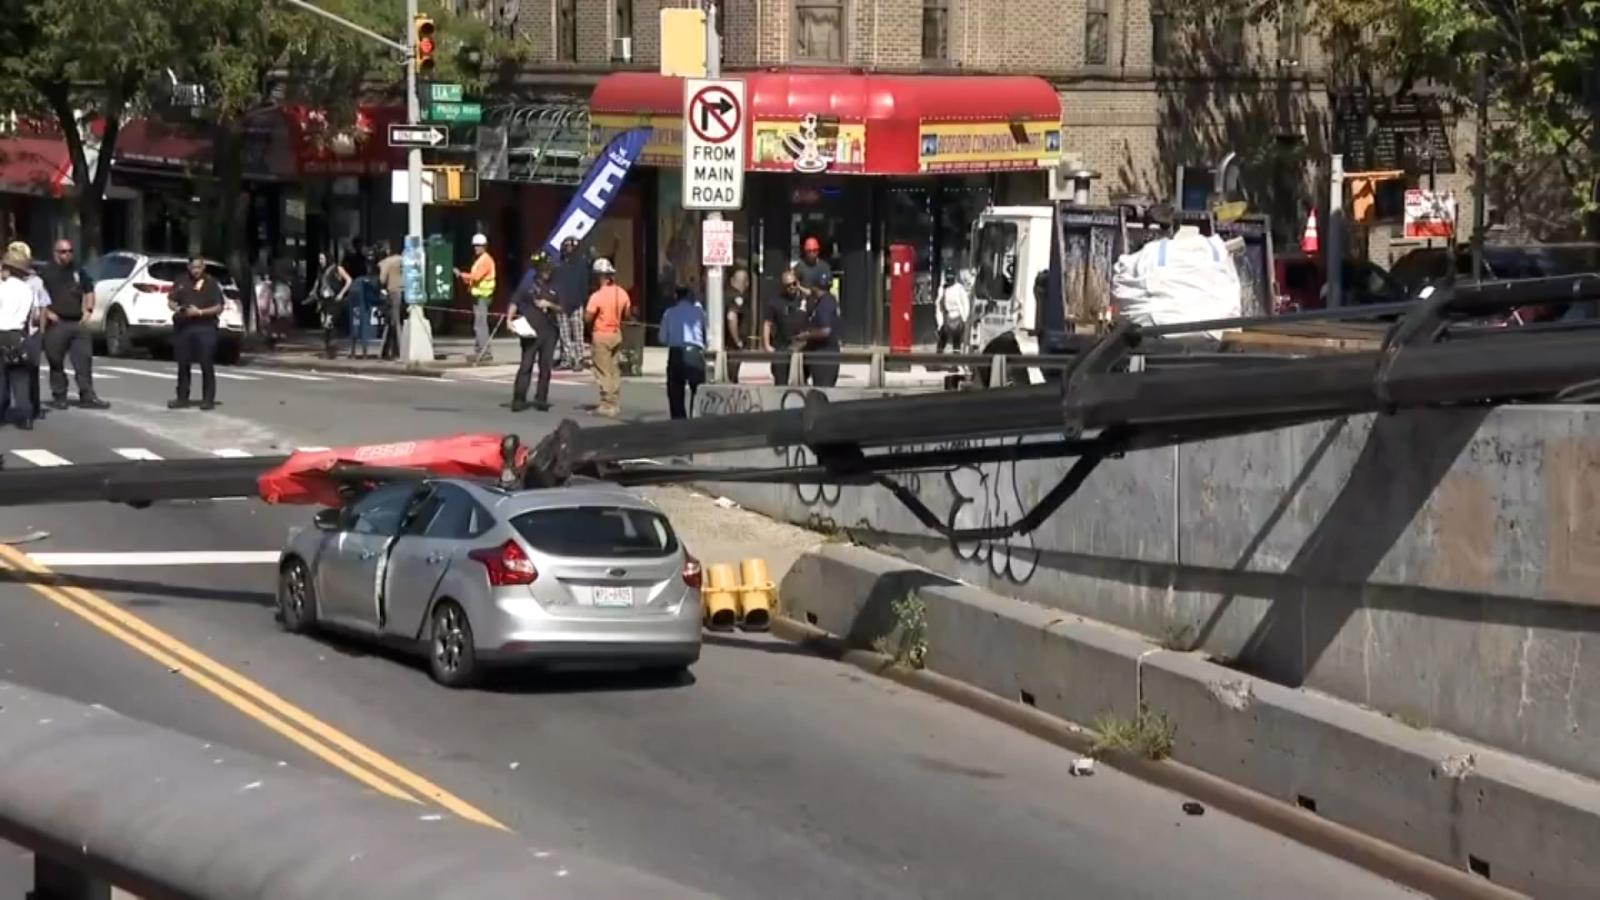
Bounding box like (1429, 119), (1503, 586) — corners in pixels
(917, 121), (1061, 173)
(752, 117), (867, 174)
(682, 78), (747, 211)
(702, 218), (734, 267)
(545, 128), (652, 255)
(1403, 188), (1456, 239)
(590, 114), (682, 165)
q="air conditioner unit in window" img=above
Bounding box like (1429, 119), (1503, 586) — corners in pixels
(613, 37), (633, 62)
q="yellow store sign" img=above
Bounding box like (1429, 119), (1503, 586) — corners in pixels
(918, 121), (1061, 173)
(590, 114), (684, 166)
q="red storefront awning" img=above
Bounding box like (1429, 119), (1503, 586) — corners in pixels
(0, 137), (74, 198)
(114, 120), (211, 171)
(590, 71), (1062, 176)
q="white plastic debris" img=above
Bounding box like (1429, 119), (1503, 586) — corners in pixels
(713, 496), (739, 510)
(509, 761), (520, 770)
(1069, 758), (1096, 776)
(418, 813), (444, 822)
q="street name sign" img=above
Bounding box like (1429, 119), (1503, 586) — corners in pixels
(682, 78), (746, 211)
(388, 124), (447, 149)
(428, 101), (483, 124)
(428, 82), (464, 103)
(701, 218), (734, 267)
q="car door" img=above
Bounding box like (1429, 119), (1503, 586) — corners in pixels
(383, 483), (489, 640)
(314, 483), (418, 631)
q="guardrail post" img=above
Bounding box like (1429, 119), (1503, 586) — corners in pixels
(27, 855), (111, 900)
(989, 354), (1006, 388)
(788, 351), (805, 386)
(868, 351), (885, 388)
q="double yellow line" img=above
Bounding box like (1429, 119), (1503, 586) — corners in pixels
(0, 543), (504, 831)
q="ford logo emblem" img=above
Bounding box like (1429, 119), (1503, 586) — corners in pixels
(608, 567), (626, 577)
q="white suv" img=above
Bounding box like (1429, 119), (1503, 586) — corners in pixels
(83, 252), (246, 363)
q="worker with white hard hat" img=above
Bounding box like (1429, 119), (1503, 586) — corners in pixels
(455, 232), (498, 361)
(584, 256), (631, 417)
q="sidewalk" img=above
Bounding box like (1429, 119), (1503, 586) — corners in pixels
(243, 330), (951, 389)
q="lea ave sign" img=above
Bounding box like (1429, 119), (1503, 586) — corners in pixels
(682, 78), (746, 211)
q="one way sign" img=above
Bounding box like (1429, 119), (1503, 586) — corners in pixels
(388, 124), (447, 149)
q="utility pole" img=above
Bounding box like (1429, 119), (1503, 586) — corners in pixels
(404, 0), (424, 240)
(704, 2), (726, 383)
(1327, 153), (1344, 308)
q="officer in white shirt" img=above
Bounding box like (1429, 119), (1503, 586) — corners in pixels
(0, 245), (41, 428)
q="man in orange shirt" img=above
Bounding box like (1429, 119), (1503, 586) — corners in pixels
(584, 258), (630, 417)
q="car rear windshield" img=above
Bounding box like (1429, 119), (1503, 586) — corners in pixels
(511, 506), (679, 558)
(147, 261), (234, 285)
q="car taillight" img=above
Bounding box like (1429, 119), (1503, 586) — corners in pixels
(133, 282), (170, 294)
(468, 540), (538, 586)
(682, 553), (702, 589)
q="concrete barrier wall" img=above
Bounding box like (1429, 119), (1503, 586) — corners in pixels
(693, 385), (1600, 782)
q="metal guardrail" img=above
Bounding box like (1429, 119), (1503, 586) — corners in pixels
(0, 682), (704, 900)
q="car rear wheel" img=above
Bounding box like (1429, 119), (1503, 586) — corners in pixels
(277, 558), (317, 634)
(104, 309), (132, 358)
(428, 600), (479, 689)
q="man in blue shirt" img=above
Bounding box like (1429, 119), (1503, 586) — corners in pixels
(509, 253), (561, 412)
(659, 285), (707, 420)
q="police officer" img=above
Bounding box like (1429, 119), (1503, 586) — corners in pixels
(167, 256), (224, 410)
(41, 238), (108, 410)
(508, 252), (560, 412)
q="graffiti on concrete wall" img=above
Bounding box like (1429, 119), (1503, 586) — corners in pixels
(938, 438), (1041, 584)
(778, 389), (843, 506)
(696, 386), (767, 418)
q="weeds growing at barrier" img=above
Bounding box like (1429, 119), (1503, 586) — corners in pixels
(1091, 704), (1177, 760)
(874, 591), (928, 669)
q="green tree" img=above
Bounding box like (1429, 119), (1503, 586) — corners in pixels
(0, 0), (186, 253)
(1164, 0), (1600, 236)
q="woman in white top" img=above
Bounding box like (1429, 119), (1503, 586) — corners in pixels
(0, 245), (41, 428)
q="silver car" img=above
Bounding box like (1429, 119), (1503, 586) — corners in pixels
(276, 478), (703, 688)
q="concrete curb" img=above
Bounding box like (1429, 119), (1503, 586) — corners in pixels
(242, 354), (453, 378)
(773, 543), (1600, 899)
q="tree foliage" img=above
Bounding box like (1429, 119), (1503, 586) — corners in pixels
(0, 0), (527, 254)
(1166, 0), (1600, 234)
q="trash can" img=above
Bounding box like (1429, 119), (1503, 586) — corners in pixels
(620, 320), (646, 377)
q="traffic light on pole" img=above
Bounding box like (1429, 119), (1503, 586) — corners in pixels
(414, 15), (436, 75)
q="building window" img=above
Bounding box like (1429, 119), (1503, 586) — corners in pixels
(1218, 16), (1245, 65)
(1150, 6), (1172, 67)
(922, 0), (949, 62)
(794, 0), (846, 61)
(557, 0), (577, 62)
(1276, 0), (1303, 65)
(1085, 0), (1109, 65)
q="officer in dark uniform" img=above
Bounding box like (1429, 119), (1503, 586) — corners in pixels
(167, 256), (224, 410)
(41, 238), (108, 409)
(509, 252), (560, 412)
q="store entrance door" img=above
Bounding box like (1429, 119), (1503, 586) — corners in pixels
(785, 180), (869, 345)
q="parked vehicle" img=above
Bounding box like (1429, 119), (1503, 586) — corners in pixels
(1388, 243), (1600, 323)
(1273, 253), (1409, 312)
(81, 252), (245, 363)
(276, 479), (703, 688)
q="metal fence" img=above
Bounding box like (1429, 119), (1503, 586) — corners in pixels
(0, 682), (701, 900)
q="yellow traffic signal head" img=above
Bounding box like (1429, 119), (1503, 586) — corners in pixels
(414, 15), (436, 75)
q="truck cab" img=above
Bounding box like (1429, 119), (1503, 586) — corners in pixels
(964, 205), (1056, 381)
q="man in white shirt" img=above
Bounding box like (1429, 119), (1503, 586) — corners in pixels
(935, 268), (972, 360)
(659, 285), (707, 420)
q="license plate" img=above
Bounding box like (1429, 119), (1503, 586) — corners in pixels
(592, 586), (633, 607)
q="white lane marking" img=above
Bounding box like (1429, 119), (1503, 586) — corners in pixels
(66, 370), (117, 380)
(295, 446), (331, 452)
(113, 448), (164, 461)
(318, 372), (393, 383)
(12, 450), (72, 467)
(27, 551), (281, 567)
(212, 448), (252, 458)
(242, 369), (330, 382)
(211, 371), (261, 381)
(98, 366), (169, 379)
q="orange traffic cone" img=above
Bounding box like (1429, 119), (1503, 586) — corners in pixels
(1300, 209), (1319, 254)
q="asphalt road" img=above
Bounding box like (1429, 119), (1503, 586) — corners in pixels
(0, 355), (1417, 898)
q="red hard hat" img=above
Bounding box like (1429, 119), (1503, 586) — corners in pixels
(803, 237), (821, 252)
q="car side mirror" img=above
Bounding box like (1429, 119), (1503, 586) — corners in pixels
(314, 507), (343, 532)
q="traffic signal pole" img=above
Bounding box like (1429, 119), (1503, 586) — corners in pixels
(704, 3), (727, 383)
(280, 0), (433, 365)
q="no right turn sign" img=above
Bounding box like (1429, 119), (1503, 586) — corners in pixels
(683, 78), (747, 211)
